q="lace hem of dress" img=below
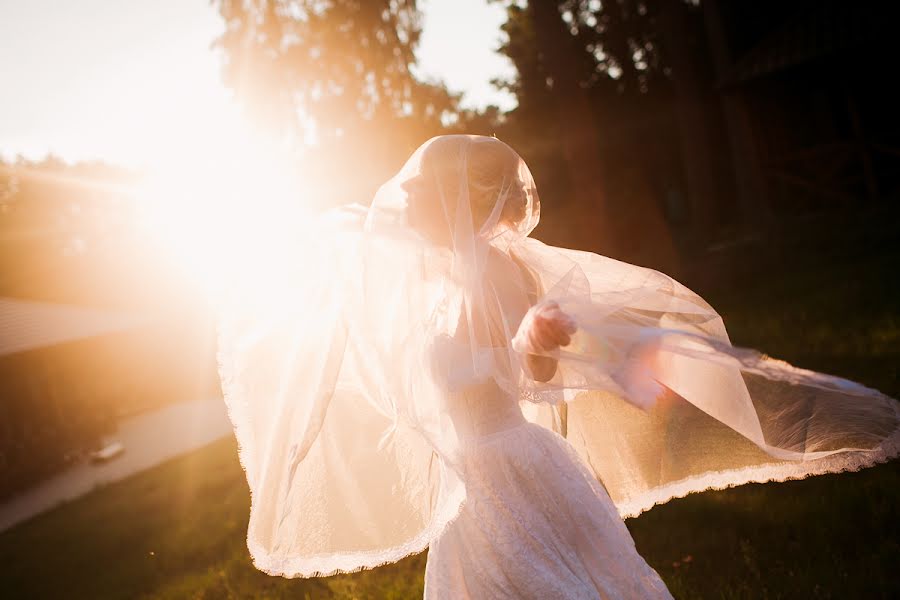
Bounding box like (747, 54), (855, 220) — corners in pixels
(617, 423), (900, 519)
(246, 482), (467, 579)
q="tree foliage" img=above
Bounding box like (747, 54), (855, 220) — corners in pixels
(213, 0), (457, 144)
(496, 0), (681, 123)
(486, 0), (709, 264)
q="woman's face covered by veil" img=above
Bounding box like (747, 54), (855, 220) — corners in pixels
(395, 135), (541, 248)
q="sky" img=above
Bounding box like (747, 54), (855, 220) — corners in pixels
(0, 0), (516, 168)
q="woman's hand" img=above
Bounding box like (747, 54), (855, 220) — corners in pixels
(517, 301), (577, 353)
(513, 301), (577, 382)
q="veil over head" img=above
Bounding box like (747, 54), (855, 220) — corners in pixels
(217, 134), (900, 577)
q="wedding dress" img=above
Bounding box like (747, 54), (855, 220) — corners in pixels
(423, 340), (672, 599)
(216, 135), (900, 598)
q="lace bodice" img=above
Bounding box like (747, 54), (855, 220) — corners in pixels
(429, 334), (527, 442)
(445, 378), (527, 441)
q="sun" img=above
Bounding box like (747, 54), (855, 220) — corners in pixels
(135, 123), (313, 303)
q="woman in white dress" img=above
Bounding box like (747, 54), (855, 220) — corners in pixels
(217, 135), (900, 599)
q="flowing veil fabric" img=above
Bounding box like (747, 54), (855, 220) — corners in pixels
(510, 237), (900, 517)
(216, 135), (900, 578)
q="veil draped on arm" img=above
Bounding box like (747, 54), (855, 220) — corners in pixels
(509, 237), (900, 517)
(216, 135), (900, 577)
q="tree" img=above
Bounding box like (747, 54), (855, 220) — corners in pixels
(213, 3), (452, 140)
(493, 0), (670, 256)
(213, 0), (465, 203)
(493, 0), (719, 265)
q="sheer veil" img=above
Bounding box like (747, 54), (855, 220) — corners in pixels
(217, 134), (900, 578)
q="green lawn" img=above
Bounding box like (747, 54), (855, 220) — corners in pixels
(0, 433), (428, 600)
(1, 221), (898, 599)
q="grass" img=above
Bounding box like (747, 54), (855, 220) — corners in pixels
(1, 216), (898, 599)
(0, 433), (428, 599)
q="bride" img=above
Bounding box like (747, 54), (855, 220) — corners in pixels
(217, 135), (900, 598)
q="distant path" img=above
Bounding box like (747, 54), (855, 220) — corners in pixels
(0, 398), (232, 532)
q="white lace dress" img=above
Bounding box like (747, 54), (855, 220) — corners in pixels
(424, 378), (674, 600)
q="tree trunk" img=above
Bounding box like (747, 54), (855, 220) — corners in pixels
(530, 1), (617, 255)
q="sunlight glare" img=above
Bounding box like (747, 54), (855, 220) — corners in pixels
(136, 124), (313, 305)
